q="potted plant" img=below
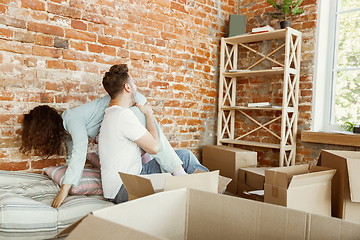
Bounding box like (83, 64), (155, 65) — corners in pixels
(266, 0), (304, 29)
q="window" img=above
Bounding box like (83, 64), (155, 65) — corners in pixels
(313, 0), (360, 131)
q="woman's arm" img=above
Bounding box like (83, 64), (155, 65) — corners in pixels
(51, 121), (88, 208)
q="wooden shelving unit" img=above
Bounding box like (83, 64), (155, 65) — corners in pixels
(217, 27), (302, 167)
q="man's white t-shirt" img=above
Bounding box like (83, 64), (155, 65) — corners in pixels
(99, 106), (147, 199)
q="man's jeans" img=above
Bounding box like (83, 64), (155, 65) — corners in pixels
(112, 149), (209, 204)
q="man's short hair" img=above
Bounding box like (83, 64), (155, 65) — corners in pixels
(102, 64), (130, 99)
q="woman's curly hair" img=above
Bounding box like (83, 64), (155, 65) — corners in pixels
(102, 64), (130, 99)
(20, 105), (67, 158)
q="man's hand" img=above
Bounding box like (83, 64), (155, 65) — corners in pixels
(52, 184), (71, 208)
(135, 102), (153, 117)
(134, 102), (159, 155)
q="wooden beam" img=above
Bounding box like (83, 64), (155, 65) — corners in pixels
(301, 131), (360, 147)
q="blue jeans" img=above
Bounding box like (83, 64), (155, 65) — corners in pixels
(112, 149), (209, 204)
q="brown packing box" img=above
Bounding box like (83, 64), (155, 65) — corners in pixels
(119, 170), (232, 200)
(264, 164), (336, 216)
(202, 145), (257, 194)
(320, 150), (360, 223)
(54, 188), (360, 240)
(237, 167), (274, 201)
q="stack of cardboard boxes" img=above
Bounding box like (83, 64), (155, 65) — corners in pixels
(202, 145), (337, 217)
(52, 146), (360, 239)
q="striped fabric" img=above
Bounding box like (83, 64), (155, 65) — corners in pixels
(0, 180), (60, 206)
(0, 192), (58, 239)
(86, 152), (101, 169)
(87, 151), (153, 168)
(43, 166), (103, 195)
(57, 195), (114, 230)
(0, 171), (114, 239)
(0, 169), (50, 185)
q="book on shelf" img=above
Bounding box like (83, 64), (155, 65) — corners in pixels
(247, 102), (281, 108)
(251, 25), (275, 34)
(247, 102), (271, 107)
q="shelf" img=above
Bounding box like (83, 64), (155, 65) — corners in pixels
(221, 106), (283, 111)
(217, 27), (302, 167)
(222, 69), (284, 77)
(219, 139), (294, 150)
(223, 27), (301, 45)
(221, 106), (297, 112)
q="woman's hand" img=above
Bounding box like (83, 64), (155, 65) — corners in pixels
(52, 184), (71, 208)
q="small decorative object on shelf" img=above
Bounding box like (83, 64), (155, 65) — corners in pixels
(266, 0), (305, 29)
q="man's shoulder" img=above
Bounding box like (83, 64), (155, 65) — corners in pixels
(104, 106), (137, 120)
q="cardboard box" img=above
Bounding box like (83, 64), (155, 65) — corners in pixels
(55, 188), (360, 240)
(237, 167), (273, 201)
(320, 150), (360, 223)
(264, 164), (336, 216)
(238, 166), (274, 189)
(202, 145), (257, 194)
(119, 170), (232, 200)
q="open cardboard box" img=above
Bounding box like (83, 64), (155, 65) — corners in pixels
(264, 164), (336, 216)
(54, 188), (360, 240)
(120, 170), (232, 200)
(320, 150), (360, 223)
(237, 167), (274, 201)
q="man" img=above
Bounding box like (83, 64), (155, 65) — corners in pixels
(99, 64), (208, 203)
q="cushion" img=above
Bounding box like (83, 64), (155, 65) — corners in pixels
(57, 195), (114, 230)
(87, 151), (153, 168)
(43, 166), (103, 195)
(0, 169), (50, 185)
(0, 179), (60, 206)
(86, 151), (101, 169)
(0, 192), (58, 239)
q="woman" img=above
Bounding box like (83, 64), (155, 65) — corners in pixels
(21, 94), (113, 208)
(21, 89), (208, 207)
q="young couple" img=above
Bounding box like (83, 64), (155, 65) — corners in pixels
(21, 64), (208, 207)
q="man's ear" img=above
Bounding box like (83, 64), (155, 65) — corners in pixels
(124, 83), (131, 93)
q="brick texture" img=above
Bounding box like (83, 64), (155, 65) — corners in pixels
(0, 0), (236, 172)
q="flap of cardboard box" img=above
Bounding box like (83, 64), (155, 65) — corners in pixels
(194, 169), (232, 193)
(288, 168), (336, 189)
(265, 164), (310, 188)
(120, 170), (222, 200)
(239, 167), (274, 189)
(119, 172), (158, 200)
(346, 158), (360, 202)
(164, 170), (219, 193)
(63, 214), (162, 240)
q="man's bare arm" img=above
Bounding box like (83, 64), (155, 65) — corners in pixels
(134, 102), (159, 154)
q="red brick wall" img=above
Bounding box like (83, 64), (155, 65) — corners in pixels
(237, 0), (358, 167)
(0, 0), (237, 173)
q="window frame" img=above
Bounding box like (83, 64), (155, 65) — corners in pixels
(313, 0), (338, 131)
(313, 0), (360, 132)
